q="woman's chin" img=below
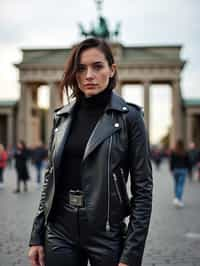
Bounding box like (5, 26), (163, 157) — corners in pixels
(84, 90), (98, 97)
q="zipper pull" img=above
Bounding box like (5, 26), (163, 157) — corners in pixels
(106, 221), (110, 232)
(120, 167), (124, 176)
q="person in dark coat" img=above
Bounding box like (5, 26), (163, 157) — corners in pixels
(187, 142), (198, 181)
(14, 140), (30, 193)
(28, 38), (153, 266)
(196, 150), (200, 182)
(31, 141), (48, 186)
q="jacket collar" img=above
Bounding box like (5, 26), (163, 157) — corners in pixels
(55, 91), (130, 116)
(54, 100), (76, 116)
(105, 91), (129, 113)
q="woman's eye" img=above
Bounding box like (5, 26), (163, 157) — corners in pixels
(77, 66), (86, 72)
(94, 64), (103, 70)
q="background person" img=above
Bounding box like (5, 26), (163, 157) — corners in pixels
(187, 141), (198, 181)
(0, 144), (8, 189)
(28, 38), (153, 266)
(31, 141), (48, 186)
(169, 139), (190, 207)
(13, 140), (30, 193)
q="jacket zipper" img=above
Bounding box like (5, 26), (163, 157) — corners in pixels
(113, 173), (122, 204)
(106, 112), (114, 232)
(106, 134), (112, 232)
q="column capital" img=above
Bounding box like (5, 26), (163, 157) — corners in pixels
(48, 82), (56, 87)
(171, 78), (181, 87)
(20, 81), (39, 88)
(142, 80), (151, 86)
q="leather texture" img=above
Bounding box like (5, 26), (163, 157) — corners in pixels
(30, 91), (153, 266)
(45, 202), (123, 266)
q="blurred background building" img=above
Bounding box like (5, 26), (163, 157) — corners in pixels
(0, 0), (200, 149)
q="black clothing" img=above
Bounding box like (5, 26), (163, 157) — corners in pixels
(14, 148), (29, 181)
(170, 152), (190, 171)
(32, 146), (47, 164)
(0, 168), (4, 183)
(45, 201), (123, 266)
(57, 88), (112, 194)
(30, 91), (153, 266)
(188, 149), (199, 167)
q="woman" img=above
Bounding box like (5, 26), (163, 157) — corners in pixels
(0, 144), (8, 189)
(28, 38), (153, 266)
(170, 139), (190, 207)
(14, 140), (29, 193)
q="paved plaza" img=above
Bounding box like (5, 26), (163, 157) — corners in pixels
(0, 160), (200, 266)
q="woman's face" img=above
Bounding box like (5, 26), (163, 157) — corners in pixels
(76, 48), (116, 97)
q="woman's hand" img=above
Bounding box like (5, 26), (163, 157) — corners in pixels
(118, 263), (128, 266)
(28, 245), (45, 266)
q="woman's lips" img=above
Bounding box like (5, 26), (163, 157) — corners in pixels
(84, 83), (97, 88)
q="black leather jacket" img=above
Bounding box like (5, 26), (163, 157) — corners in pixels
(30, 92), (153, 266)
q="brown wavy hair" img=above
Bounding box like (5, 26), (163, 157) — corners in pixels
(60, 38), (117, 101)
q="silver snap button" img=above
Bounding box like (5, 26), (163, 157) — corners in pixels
(114, 123), (119, 128)
(122, 106), (127, 111)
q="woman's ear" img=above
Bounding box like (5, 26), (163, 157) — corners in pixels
(110, 64), (116, 78)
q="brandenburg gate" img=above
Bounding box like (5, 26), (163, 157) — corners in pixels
(15, 42), (185, 147)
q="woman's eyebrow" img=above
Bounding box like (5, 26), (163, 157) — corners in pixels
(79, 61), (104, 66)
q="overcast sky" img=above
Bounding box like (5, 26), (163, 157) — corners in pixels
(0, 0), (199, 142)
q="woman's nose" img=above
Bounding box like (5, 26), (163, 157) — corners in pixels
(86, 68), (94, 79)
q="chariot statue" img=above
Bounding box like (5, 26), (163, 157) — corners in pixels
(78, 0), (121, 40)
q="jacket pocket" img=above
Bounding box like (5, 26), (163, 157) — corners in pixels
(119, 168), (131, 216)
(112, 173), (123, 204)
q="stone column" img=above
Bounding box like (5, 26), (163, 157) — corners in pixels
(143, 81), (150, 133)
(46, 83), (63, 142)
(170, 79), (184, 148)
(7, 112), (13, 146)
(17, 82), (33, 146)
(186, 113), (193, 147)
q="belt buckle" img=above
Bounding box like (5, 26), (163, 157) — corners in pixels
(69, 190), (84, 207)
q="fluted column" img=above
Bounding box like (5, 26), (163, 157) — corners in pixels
(7, 112), (13, 146)
(46, 83), (63, 142)
(186, 113), (194, 147)
(143, 81), (150, 132)
(170, 79), (184, 147)
(17, 82), (33, 146)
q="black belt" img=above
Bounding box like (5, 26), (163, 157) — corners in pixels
(68, 190), (84, 207)
(55, 190), (85, 208)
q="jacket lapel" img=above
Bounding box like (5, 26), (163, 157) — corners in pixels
(52, 92), (131, 167)
(53, 101), (76, 170)
(53, 116), (72, 170)
(82, 112), (121, 161)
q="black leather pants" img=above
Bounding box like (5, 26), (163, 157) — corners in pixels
(44, 202), (124, 266)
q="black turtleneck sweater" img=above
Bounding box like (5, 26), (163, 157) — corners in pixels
(57, 88), (112, 195)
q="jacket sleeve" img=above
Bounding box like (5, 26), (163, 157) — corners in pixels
(29, 117), (55, 246)
(120, 108), (153, 266)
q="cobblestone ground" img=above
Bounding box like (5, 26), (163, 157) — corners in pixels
(0, 160), (200, 266)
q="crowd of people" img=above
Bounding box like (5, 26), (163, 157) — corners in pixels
(1, 139), (200, 197)
(0, 140), (48, 192)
